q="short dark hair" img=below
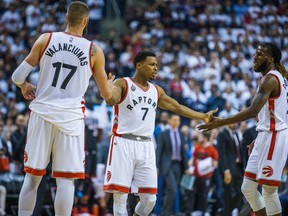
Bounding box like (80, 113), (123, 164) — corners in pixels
(67, 1), (89, 27)
(133, 50), (156, 68)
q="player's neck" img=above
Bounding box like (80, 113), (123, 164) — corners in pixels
(262, 64), (275, 76)
(65, 27), (83, 37)
(131, 76), (148, 87)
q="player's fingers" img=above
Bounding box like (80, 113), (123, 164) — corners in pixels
(208, 108), (218, 114)
(197, 124), (206, 130)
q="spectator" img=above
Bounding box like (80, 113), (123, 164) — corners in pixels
(156, 114), (189, 216)
(187, 132), (218, 216)
(216, 124), (244, 216)
(10, 114), (27, 174)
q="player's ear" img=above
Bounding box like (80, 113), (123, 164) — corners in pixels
(268, 56), (274, 64)
(136, 62), (141, 70)
(83, 17), (88, 27)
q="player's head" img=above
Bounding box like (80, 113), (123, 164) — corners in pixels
(134, 50), (158, 80)
(66, 1), (89, 36)
(254, 43), (287, 78)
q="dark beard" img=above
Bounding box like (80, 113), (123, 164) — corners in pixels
(255, 60), (268, 72)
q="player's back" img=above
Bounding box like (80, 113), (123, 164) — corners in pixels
(30, 32), (92, 121)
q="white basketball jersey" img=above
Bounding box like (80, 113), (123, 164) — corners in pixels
(257, 70), (288, 132)
(29, 32), (93, 135)
(112, 78), (158, 137)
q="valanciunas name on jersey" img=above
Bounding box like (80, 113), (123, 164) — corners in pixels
(126, 96), (157, 111)
(45, 43), (88, 66)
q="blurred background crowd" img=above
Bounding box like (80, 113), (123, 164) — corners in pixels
(0, 0), (288, 215)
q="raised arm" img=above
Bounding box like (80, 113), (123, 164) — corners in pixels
(198, 74), (279, 131)
(91, 44), (113, 101)
(105, 78), (126, 106)
(156, 85), (217, 123)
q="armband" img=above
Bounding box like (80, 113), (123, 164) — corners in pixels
(11, 61), (34, 85)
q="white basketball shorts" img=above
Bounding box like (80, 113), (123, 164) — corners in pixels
(103, 135), (157, 194)
(244, 129), (288, 186)
(24, 112), (85, 179)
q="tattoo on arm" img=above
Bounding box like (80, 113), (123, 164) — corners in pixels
(92, 45), (97, 56)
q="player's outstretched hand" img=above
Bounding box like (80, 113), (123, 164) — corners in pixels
(203, 108), (218, 123)
(197, 116), (222, 132)
(20, 82), (36, 100)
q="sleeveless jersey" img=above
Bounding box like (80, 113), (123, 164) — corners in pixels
(112, 78), (159, 137)
(256, 70), (288, 132)
(29, 32), (93, 135)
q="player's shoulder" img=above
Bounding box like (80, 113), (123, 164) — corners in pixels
(90, 43), (104, 57)
(114, 78), (127, 86)
(38, 32), (52, 41)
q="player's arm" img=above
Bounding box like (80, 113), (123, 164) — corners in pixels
(156, 85), (216, 123)
(12, 33), (50, 99)
(198, 74), (279, 131)
(105, 78), (126, 106)
(91, 44), (113, 101)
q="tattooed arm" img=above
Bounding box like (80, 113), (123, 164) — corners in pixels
(91, 44), (113, 100)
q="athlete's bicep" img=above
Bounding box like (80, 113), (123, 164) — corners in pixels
(249, 75), (279, 112)
(91, 45), (112, 99)
(157, 86), (181, 112)
(25, 33), (51, 66)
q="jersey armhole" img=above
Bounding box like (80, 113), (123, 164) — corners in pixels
(155, 85), (160, 100)
(39, 32), (52, 60)
(268, 73), (281, 99)
(89, 42), (93, 74)
(117, 79), (128, 105)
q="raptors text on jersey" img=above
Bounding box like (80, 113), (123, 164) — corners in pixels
(112, 78), (159, 137)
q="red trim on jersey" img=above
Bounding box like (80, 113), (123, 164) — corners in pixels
(268, 99), (275, 131)
(112, 105), (119, 134)
(81, 96), (86, 117)
(129, 78), (150, 92)
(108, 135), (115, 166)
(84, 120), (86, 152)
(138, 187), (158, 194)
(53, 171), (85, 179)
(24, 166), (46, 176)
(268, 73), (281, 99)
(117, 79), (128, 104)
(103, 184), (130, 193)
(244, 171), (257, 180)
(258, 178), (281, 186)
(89, 42), (93, 74)
(39, 32), (52, 60)
(63, 32), (84, 38)
(155, 85), (160, 100)
(267, 131), (277, 160)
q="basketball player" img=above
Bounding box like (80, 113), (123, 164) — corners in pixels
(198, 43), (288, 216)
(103, 50), (217, 216)
(11, 2), (114, 215)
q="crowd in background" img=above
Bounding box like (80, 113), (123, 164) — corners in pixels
(0, 0), (288, 215)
